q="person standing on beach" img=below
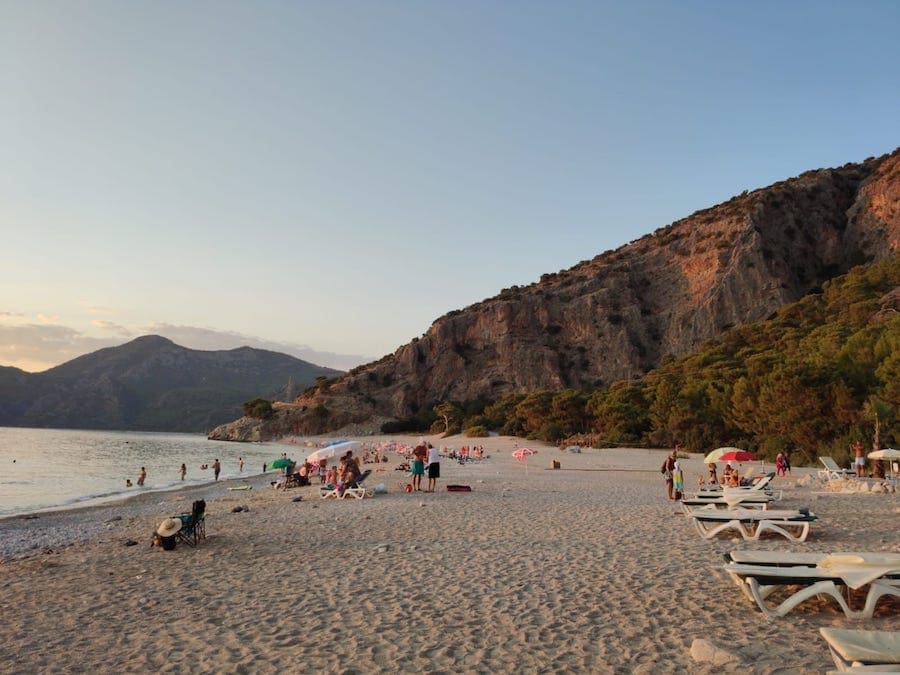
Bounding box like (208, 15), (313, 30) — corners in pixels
(411, 444), (426, 491)
(239, 457), (244, 473)
(213, 459), (221, 481)
(137, 467), (146, 486)
(180, 463), (187, 481)
(672, 461), (684, 500)
(660, 448), (678, 500)
(426, 443), (440, 492)
(852, 441), (865, 477)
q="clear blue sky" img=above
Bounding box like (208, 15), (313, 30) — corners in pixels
(2, 1), (898, 372)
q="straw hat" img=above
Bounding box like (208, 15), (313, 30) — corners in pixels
(156, 517), (182, 537)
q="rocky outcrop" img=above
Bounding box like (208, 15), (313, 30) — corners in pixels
(208, 149), (900, 441)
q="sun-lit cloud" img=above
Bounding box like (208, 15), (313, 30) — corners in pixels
(143, 323), (372, 371)
(0, 323), (122, 372)
(35, 314), (59, 324)
(91, 320), (133, 337)
(0, 320), (372, 373)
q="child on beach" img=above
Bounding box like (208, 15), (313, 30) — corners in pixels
(180, 463), (187, 481)
(137, 467), (146, 486)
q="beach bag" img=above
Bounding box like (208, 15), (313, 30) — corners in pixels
(404, 484), (413, 493)
(159, 535), (176, 551)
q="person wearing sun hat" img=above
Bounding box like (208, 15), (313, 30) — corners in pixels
(155, 517), (182, 550)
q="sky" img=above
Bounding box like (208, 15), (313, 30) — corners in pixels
(2, 1), (899, 373)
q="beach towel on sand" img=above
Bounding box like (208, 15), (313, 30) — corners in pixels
(446, 485), (472, 492)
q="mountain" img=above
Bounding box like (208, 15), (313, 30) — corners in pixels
(0, 335), (342, 432)
(209, 148), (900, 441)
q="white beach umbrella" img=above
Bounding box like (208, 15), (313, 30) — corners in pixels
(305, 441), (360, 466)
(868, 448), (900, 479)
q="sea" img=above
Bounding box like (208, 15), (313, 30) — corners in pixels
(0, 427), (303, 518)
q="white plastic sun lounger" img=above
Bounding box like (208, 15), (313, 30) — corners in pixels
(819, 628), (900, 671)
(693, 474), (782, 501)
(691, 508), (816, 542)
(819, 456), (858, 481)
(722, 552), (900, 619)
(681, 494), (773, 514)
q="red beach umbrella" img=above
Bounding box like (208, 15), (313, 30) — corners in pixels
(512, 448), (536, 462)
(715, 450), (757, 463)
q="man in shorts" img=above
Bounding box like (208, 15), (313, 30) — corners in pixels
(411, 444), (426, 491)
(852, 441), (865, 477)
(426, 443), (440, 492)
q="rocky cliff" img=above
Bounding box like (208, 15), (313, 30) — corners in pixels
(209, 149), (900, 441)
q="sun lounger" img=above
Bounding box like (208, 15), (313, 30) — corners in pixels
(319, 470), (372, 499)
(819, 456), (858, 481)
(342, 470), (373, 499)
(722, 551), (900, 619)
(681, 494), (772, 513)
(820, 628), (900, 671)
(694, 473), (781, 500)
(690, 508), (816, 542)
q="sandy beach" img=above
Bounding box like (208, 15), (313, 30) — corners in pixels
(1, 435), (897, 674)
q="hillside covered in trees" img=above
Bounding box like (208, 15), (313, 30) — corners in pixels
(425, 255), (899, 466)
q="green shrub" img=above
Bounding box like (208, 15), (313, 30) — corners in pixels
(465, 425), (489, 437)
(242, 398), (274, 419)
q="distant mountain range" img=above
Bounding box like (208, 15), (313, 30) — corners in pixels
(208, 147), (900, 440)
(0, 335), (341, 432)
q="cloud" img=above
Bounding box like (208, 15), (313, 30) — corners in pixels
(0, 321), (374, 373)
(91, 320), (133, 337)
(143, 323), (372, 371)
(0, 324), (123, 372)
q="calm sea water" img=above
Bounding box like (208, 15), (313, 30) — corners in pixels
(0, 427), (302, 517)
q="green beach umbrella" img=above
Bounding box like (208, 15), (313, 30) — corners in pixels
(269, 458), (293, 470)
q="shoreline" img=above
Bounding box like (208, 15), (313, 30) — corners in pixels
(2, 434), (897, 673)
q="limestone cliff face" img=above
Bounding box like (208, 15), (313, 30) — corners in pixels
(209, 149), (900, 441)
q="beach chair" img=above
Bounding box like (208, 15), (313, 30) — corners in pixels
(175, 499), (206, 547)
(819, 456), (857, 481)
(722, 551), (900, 619)
(282, 472), (310, 489)
(681, 492), (773, 513)
(694, 472), (778, 495)
(690, 507), (816, 542)
(819, 628), (900, 672)
(342, 470), (373, 499)
(319, 470), (373, 499)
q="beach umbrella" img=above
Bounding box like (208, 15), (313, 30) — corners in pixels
(305, 441), (360, 466)
(715, 450), (757, 464)
(269, 457), (294, 470)
(868, 448), (900, 479)
(512, 448), (536, 462)
(704, 447), (750, 464)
